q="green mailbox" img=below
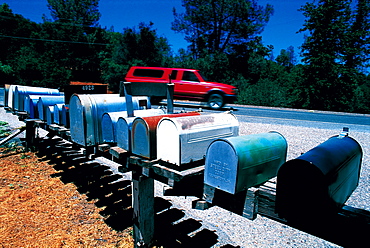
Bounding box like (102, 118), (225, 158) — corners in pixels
(204, 132), (288, 194)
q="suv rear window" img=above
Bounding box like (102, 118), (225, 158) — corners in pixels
(133, 69), (164, 78)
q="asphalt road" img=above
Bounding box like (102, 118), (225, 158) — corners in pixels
(163, 100), (370, 132)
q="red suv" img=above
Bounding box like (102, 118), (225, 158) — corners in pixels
(125, 66), (238, 109)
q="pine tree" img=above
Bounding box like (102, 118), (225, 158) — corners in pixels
(299, 0), (354, 111)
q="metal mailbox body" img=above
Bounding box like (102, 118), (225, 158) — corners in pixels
(131, 112), (200, 160)
(6, 84), (22, 109)
(276, 135), (362, 219)
(101, 109), (165, 144)
(46, 105), (55, 125)
(53, 104), (65, 124)
(157, 112), (239, 167)
(37, 95), (65, 121)
(14, 85), (60, 111)
(4, 84), (10, 108)
(204, 132), (287, 194)
(61, 105), (69, 128)
(69, 94), (150, 146)
(24, 95), (42, 118)
(116, 116), (136, 151)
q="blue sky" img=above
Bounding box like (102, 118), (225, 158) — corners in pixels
(5, 0), (309, 59)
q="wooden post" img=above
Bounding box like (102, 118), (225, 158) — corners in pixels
(166, 83), (174, 114)
(243, 187), (259, 220)
(132, 171), (155, 248)
(25, 119), (37, 151)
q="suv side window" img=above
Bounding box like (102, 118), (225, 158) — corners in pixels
(182, 71), (199, 82)
(133, 69), (164, 78)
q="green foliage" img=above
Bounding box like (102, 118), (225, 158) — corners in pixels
(47, 0), (101, 27)
(299, 0), (370, 112)
(172, 0), (273, 56)
(0, 121), (11, 138)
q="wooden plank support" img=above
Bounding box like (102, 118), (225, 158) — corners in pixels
(132, 173), (155, 248)
(110, 146), (129, 160)
(242, 187), (259, 220)
(0, 126), (26, 146)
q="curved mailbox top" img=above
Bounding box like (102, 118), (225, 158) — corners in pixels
(101, 108), (166, 144)
(7, 84), (21, 109)
(204, 131), (287, 194)
(61, 105), (69, 128)
(14, 85), (60, 111)
(4, 84), (10, 108)
(69, 94), (122, 146)
(158, 111), (239, 133)
(46, 105), (55, 125)
(37, 95), (65, 121)
(157, 112), (239, 167)
(116, 116), (137, 151)
(53, 104), (65, 124)
(131, 112), (201, 160)
(24, 95), (45, 118)
(69, 94), (150, 146)
(276, 135), (363, 218)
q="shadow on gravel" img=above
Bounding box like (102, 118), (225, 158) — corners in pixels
(34, 134), (240, 247)
(282, 209), (370, 247)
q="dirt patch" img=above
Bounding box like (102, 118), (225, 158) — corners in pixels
(0, 148), (133, 247)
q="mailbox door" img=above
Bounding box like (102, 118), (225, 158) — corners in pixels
(205, 140), (239, 194)
(69, 94), (88, 146)
(157, 119), (180, 165)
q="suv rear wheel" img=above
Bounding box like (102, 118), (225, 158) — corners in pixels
(207, 93), (224, 110)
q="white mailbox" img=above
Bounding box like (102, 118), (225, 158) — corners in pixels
(157, 112), (239, 167)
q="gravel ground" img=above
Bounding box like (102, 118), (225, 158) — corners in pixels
(158, 118), (370, 247)
(1, 97), (369, 247)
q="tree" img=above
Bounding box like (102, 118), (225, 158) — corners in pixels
(0, 3), (42, 85)
(172, 0), (273, 57)
(47, 0), (100, 27)
(299, 0), (355, 111)
(276, 46), (297, 69)
(344, 0), (370, 72)
(41, 0), (107, 87)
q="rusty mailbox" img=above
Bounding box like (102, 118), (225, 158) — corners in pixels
(156, 112), (239, 167)
(204, 132), (287, 194)
(101, 109), (166, 144)
(130, 112), (201, 160)
(276, 133), (362, 220)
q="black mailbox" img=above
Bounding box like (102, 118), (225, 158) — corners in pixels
(276, 132), (362, 220)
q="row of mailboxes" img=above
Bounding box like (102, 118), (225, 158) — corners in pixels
(4, 84), (364, 219)
(101, 109), (166, 144)
(4, 84), (61, 111)
(37, 95), (65, 121)
(69, 94), (151, 147)
(14, 86), (61, 112)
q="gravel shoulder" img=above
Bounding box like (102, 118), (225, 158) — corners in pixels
(1, 105), (369, 247)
